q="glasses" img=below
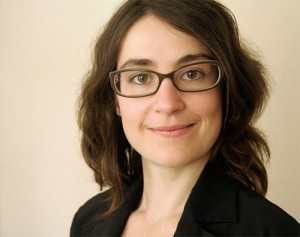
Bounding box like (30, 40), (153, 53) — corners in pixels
(109, 60), (222, 98)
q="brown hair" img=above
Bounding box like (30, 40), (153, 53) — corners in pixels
(77, 0), (270, 219)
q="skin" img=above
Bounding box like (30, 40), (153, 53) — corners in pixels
(116, 15), (223, 237)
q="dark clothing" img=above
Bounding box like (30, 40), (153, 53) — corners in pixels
(71, 163), (299, 236)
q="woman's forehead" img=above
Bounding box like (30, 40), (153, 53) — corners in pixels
(117, 15), (211, 70)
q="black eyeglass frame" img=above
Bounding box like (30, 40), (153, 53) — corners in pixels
(109, 60), (222, 98)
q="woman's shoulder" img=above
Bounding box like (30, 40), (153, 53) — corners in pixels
(235, 183), (299, 234)
(70, 190), (111, 236)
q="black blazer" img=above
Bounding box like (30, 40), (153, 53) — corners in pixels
(71, 163), (299, 236)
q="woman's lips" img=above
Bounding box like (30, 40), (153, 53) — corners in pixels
(148, 124), (195, 137)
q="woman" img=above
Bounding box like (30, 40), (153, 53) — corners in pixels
(71, 0), (299, 236)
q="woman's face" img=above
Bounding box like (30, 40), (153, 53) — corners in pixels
(116, 15), (222, 168)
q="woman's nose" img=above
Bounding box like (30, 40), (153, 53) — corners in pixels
(152, 78), (185, 115)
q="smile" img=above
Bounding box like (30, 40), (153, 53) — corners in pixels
(149, 124), (195, 137)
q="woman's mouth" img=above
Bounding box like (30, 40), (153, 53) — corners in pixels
(148, 124), (195, 137)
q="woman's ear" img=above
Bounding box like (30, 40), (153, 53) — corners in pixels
(116, 106), (120, 116)
(115, 99), (121, 116)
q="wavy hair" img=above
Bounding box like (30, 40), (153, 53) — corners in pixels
(77, 0), (270, 219)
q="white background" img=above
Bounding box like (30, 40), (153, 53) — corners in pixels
(0, 0), (299, 236)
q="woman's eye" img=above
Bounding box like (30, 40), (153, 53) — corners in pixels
(182, 70), (204, 80)
(131, 73), (151, 84)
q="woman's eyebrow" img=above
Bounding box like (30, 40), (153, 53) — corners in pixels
(176, 53), (213, 65)
(120, 59), (154, 69)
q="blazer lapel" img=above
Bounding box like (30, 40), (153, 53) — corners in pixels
(174, 162), (237, 236)
(175, 211), (215, 236)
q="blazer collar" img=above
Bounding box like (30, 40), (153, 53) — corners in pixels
(174, 162), (237, 236)
(185, 162), (237, 223)
(96, 162), (237, 236)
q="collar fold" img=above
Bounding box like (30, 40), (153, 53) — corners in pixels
(183, 162), (237, 223)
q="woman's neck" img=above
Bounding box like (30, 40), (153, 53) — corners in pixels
(138, 158), (208, 221)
